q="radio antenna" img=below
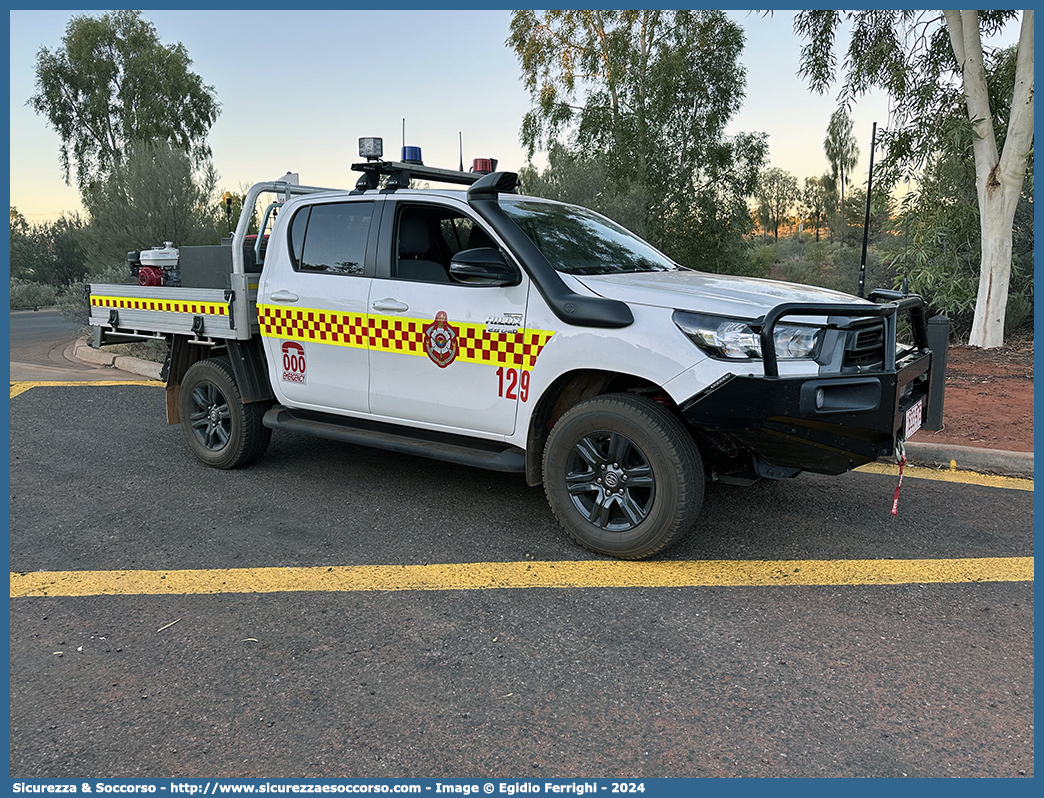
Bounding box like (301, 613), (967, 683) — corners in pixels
(459, 132), (464, 172)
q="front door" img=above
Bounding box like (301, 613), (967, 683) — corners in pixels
(367, 201), (547, 436)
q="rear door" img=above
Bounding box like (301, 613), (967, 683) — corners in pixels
(258, 197), (381, 414)
(366, 198), (545, 436)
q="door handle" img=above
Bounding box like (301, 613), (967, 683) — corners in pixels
(371, 299), (409, 312)
(269, 290), (299, 303)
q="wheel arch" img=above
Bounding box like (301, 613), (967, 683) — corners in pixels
(164, 335), (274, 424)
(524, 368), (679, 486)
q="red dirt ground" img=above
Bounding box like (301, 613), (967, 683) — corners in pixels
(909, 333), (1034, 453)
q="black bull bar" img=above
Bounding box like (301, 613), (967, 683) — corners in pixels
(680, 291), (933, 477)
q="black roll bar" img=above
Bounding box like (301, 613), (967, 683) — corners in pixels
(759, 293), (929, 377)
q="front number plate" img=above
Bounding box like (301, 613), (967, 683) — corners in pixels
(905, 399), (923, 438)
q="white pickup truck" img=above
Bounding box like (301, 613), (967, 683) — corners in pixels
(88, 138), (934, 559)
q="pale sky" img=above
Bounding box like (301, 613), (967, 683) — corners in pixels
(7, 9), (936, 223)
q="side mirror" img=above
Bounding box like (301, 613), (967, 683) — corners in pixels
(449, 247), (521, 287)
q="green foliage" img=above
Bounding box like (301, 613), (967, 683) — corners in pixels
(218, 190), (261, 237)
(83, 141), (223, 272)
(796, 10), (1019, 178)
(745, 236), (899, 298)
(892, 174), (1034, 338)
(509, 10), (767, 274)
(820, 175), (840, 243)
(824, 110), (858, 190)
(748, 243), (777, 278)
(29, 10), (219, 191)
(9, 208), (89, 287)
(842, 187), (895, 246)
(9, 279), (59, 310)
(519, 145), (648, 237)
(10, 207), (28, 234)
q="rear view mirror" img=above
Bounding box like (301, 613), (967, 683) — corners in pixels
(449, 247), (521, 287)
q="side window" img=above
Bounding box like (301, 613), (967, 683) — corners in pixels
(293, 201), (373, 275)
(395, 205), (498, 283)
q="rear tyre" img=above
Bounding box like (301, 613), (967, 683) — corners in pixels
(542, 393), (704, 559)
(179, 358), (271, 469)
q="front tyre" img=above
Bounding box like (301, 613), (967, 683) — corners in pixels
(179, 357), (271, 469)
(542, 393), (704, 559)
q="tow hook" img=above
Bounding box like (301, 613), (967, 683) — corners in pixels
(890, 439), (908, 517)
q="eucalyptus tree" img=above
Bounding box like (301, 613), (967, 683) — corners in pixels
(9, 208), (89, 287)
(83, 141), (222, 272)
(509, 10), (767, 272)
(823, 110), (859, 246)
(801, 175), (830, 241)
(795, 10), (1034, 347)
(756, 167), (800, 239)
(890, 45), (1033, 337)
(29, 10), (219, 194)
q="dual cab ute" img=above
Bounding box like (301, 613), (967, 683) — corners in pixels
(88, 139), (933, 559)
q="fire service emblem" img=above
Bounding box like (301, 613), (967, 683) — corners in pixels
(423, 311), (459, 368)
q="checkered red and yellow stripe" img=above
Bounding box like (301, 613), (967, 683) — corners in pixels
(90, 294), (228, 317)
(257, 304), (554, 371)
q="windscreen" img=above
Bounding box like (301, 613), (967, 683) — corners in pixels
(500, 198), (681, 276)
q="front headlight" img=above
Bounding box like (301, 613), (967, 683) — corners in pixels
(673, 311), (823, 361)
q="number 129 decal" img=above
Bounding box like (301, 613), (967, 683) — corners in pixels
(496, 366), (530, 402)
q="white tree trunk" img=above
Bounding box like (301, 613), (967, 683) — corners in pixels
(945, 10), (1034, 348)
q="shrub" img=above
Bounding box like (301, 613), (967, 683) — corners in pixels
(10, 279), (58, 310)
(748, 243), (777, 277)
(57, 262), (131, 326)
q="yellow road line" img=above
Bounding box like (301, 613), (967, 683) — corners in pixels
(9, 557), (1033, 598)
(10, 380), (163, 398)
(856, 462), (1033, 491)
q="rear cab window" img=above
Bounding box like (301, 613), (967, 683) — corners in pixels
(289, 201), (376, 276)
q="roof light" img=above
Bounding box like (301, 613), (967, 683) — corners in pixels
(359, 137), (383, 160)
(401, 146), (423, 165)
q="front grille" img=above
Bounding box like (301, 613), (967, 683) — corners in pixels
(842, 323), (885, 370)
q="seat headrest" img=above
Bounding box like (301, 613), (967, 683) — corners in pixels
(399, 216), (430, 257)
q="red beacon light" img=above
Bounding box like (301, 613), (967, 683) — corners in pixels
(471, 158), (498, 174)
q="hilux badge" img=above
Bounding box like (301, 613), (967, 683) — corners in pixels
(485, 313), (522, 335)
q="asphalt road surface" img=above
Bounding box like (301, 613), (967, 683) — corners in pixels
(9, 308), (143, 382)
(8, 380), (1034, 779)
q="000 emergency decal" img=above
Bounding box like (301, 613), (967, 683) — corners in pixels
(281, 341), (306, 384)
(258, 304), (554, 371)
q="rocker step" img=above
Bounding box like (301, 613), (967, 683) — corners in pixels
(262, 405), (526, 473)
